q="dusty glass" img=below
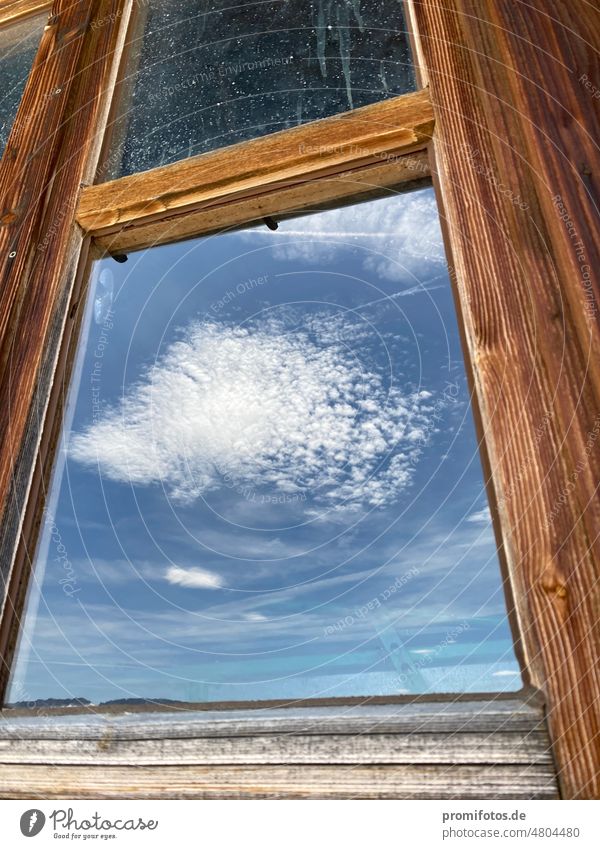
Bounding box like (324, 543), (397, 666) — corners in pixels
(104, 0), (416, 178)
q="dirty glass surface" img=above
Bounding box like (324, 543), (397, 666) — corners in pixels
(104, 0), (416, 179)
(8, 186), (522, 707)
(0, 13), (46, 158)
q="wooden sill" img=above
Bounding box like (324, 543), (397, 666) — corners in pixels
(0, 696), (558, 799)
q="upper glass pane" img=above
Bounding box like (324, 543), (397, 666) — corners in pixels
(0, 12), (46, 158)
(105, 0), (416, 179)
(7, 187), (522, 708)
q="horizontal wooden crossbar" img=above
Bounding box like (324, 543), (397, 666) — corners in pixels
(0, 0), (50, 28)
(77, 88), (434, 251)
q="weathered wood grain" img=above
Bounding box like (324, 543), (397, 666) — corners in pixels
(0, 764), (559, 800)
(92, 153), (431, 253)
(0, 0), (134, 695)
(0, 0), (50, 27)
(0, 4), (89, 652)
(77, 88), (434, 242)
(0, 699), (558, 798)
(0, 731), (553, 765)
(410, 0), (600, 799)
(0, 0), (89, 391)
(0, 698), (546, 737)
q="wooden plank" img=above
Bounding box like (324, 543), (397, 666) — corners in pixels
(0, 698), (546, 738)
(0, 731), (553, 765)
(0, 763), (559, 799)
(0, 7), (90, 624)
(409, 0), (600, 799)
(0, 0), (50, 27)
(76, 88), (434, 240)
(0, 0), (134, 697)
(0, 698), (558, 796)
(94, 153), (431, 252)
(0, 0), (89, 387)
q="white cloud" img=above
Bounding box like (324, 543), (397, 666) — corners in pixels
(249, 189), (446, 283)
(466, 507), (492, 524)
(165, 565), (223, 589)
(70, 313), (435, 508)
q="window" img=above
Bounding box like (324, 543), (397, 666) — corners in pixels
(8, 186), (521, 707)
(106, 0), (416, 176)
(0, 0), (597, 800)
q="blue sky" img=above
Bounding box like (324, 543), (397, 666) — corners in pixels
(9, 187), (522, 704)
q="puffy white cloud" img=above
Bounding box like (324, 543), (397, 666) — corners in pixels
(165, 565), (223, 589)
(70, 313), (435, 508)
(250, 190), (446, 283)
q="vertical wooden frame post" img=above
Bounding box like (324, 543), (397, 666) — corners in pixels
(0, 0), (133, 696)
(410, 0), (600, 797)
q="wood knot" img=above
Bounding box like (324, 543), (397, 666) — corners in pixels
(0, 211), (18, 226)
(540, 565), (567, 600)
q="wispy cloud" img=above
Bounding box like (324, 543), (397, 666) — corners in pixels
(70, 313), (435, 509)
(249, 189), (446, 283)
(165, 565), (223, 589)
(466, 507), (492, 524)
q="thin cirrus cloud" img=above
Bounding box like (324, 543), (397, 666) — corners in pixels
(251, 189), (447, 283)
(69, 312), (435, 508)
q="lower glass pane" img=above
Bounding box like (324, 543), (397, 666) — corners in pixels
(8, 186), (522, 707)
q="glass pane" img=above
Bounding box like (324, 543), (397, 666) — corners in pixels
(105, 0), (416, 179)
(7, 186), (522, 708)
(0, 13), (46, 158)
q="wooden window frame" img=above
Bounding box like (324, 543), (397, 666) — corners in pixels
(0, 0), (50, 28)
(0, 0), (597, 799)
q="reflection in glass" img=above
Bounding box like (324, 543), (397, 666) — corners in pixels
(106, 0), (416, 178)
(8, 187), (522, 707)
(0, 13), (46, 158)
